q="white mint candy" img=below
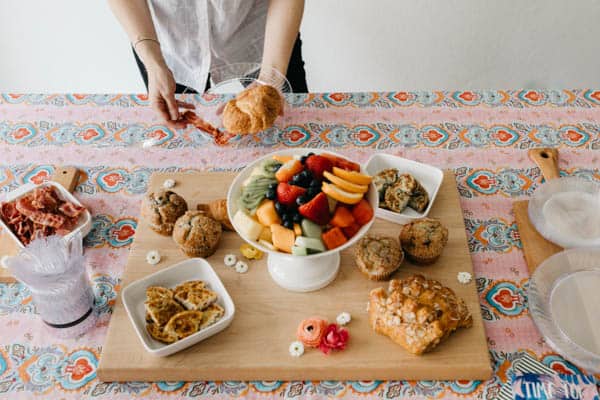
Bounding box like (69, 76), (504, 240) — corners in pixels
(146, 250), (161, 265)
(235, 261), (248, 274)
(224, 254), (237, 267)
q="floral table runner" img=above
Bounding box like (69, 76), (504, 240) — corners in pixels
(0, 90), (599, 399)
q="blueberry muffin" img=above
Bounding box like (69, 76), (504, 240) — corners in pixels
(355, 234), (404, 280)
(142, 190), (188, 235)
(172, 211), (222, 257)
(399, 218), (448, 264)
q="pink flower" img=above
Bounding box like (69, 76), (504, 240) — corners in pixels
(318, 323), (349, 354)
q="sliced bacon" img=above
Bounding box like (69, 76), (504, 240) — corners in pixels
(2, 186), (87, 244)
(58, 202), (84, 218)
(181, 111), (234, 146)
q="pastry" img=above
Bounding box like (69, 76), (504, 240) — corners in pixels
(172, 211), (222, 257)
(354, 234), (404, 280)
(222, 85), (282, 134)
(383, 183), (411, 212)
(142, 190), (188, 235)
(373, 168), (399, 201)
(408, 191), (429, 213)
(173, 285), (218, 311)
(164, 310), (204, 340)
(197, 199), (233, 231)
(399, 218), (448, 264)
(146, 322), (177, 344)
(146, 286), (173, 301)
(199, 303), (225, 329)
(368, 274), (472, 355)
(144, 297), (184, 326)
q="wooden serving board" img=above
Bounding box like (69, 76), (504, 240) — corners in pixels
(97, 171), (492, 382)
(513, 201), (563, 274)
(0, 167), (80, 282)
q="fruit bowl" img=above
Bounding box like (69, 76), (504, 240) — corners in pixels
(227, 149), (378, 292)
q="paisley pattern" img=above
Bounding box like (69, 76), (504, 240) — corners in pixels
(1, 92), (599, 399)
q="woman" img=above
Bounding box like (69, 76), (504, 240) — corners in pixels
(108, 0), (307, 129)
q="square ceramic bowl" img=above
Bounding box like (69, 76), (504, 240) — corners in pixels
(365, 154), (444, 225)
(0, 181), (92, 249)
(122, 258), (235, 357)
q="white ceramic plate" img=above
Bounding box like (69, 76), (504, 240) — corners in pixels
(0, 181), (92, 249)
(528, 248), (600, 373)
(121, 258), (235, 357)
(364, 154), (444, 225)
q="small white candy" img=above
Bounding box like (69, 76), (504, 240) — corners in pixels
(162, 179), (176, 189)
(234, 260), (248, 274)
(146, 250), (161, 265)
(457, 271), (473, 284)
(336, 312), (351, 326)
(288, 341), (304, 357)
(224, 254), (237, 267)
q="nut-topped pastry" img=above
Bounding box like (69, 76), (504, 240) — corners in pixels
(400, 218), (448, 264)
(373, 168), (399, 201)
(355, 234), (404, 280)
(173, 211), (222, 258)
(368, 274), (472, 355)
(142, 190), (188, 235)
(375, 169), (430, 214)
(383, 184), (412, 213)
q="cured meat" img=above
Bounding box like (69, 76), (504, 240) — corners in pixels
(0, 186), (87, 245)
(180, 111), (235, 146)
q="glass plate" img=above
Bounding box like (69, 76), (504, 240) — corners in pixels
(528, 177), (600, 248)
(207, 63), (291, 94)
(528, 248), (600, 374)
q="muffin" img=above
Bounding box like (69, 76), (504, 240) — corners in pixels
(172, 211), (222, 257)
(355, 234), (404, 280)
(142, 190), (188, 235)
(399, 218), (448, 264)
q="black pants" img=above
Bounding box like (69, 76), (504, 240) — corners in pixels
(133, 35), (308, 93)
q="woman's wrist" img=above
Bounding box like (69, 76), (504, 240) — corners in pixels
(135, 40), (167, 71)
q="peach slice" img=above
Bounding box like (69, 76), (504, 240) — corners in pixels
(323, 171), (368, 193)
(322, 182), (364, 205)
(332, 167), (372, 185)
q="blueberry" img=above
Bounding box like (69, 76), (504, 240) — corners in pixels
(282, 213), (292, 221)
(307, 152), (315, 157)
(269, 183), (278, 191)
(300, 155), (307, 164)
(296, 194), (309, 205)
(307, 187), (320, 198)
(309, 179), (321, 188)
(293, 213), (303, 223)
(274, 201), (285, 214)
(300, 170), (311, 179)
(283, 220), (294, 230)
(266, 189), (276, 200)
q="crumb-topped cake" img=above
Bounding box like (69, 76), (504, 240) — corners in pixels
(354, 234), (404, 280)
(368, 274), (472, 355)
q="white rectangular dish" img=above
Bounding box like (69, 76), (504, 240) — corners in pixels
(0, 181), (92, 249)
(365, 154), (444, 225)
(121, 258), (235, 357)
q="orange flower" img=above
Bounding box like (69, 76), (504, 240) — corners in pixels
(296, 317), (328, 348)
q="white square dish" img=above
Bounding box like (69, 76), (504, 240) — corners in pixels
(0, 181), (92, 249)
(121, 258), (235, 357)
(365, 154), (444, 225)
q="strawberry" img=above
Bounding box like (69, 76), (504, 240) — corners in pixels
(322, 154), (361, 172)
(305, 155), (333, 180)
(276, 183), (306, 206)
(299, 192), (330, 225)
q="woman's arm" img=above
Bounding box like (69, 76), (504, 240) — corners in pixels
(107, 0), (190, 128)
(260, 0), (305, 79)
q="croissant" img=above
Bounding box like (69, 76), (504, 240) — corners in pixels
(197, 199), (233, 231)
(222, 85), (282, 134)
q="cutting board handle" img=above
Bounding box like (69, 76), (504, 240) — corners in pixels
(528, 148), (560, 180)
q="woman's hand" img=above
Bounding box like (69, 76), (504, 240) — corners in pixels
(146, 64), (193, 129)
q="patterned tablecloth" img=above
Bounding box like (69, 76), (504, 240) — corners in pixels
(0, 90), (599, 399)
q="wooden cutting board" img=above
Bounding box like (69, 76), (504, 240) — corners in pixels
(513, 148), (563, 273)
(97, 171), (492, 382)
(0, 167), (80, 282)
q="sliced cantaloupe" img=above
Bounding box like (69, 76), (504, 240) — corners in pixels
(270, 224), (296, 254)
(259, 226), (273, 242)
(256, 200), (281, 227)
(293, 223), (302, 236)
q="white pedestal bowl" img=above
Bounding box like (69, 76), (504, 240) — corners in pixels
(227, 148), (378, 292)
